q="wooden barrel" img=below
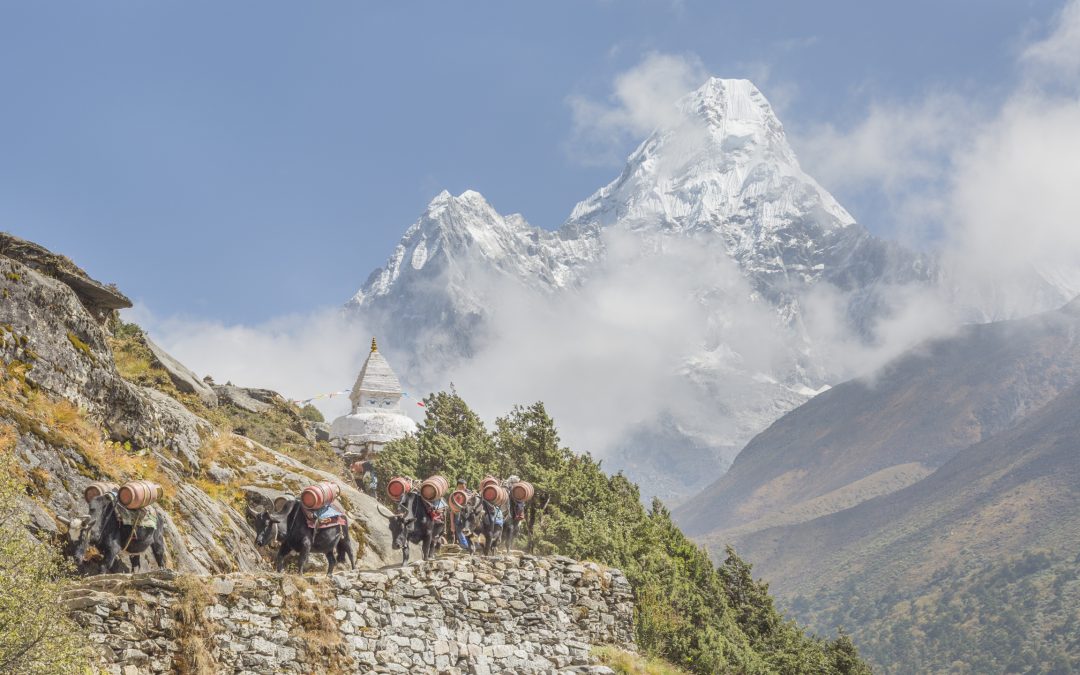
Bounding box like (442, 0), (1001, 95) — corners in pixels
(84, 481), (119, 503)
(273, 495), (293, 513)
(117, 480), (162, 510)
(482, 484), (509, 507)
(449, 489), (469, 513)
(479, 476), (500, 493)
(420, 475), (449, 502)
(387, 476), (412, 501)
(510, 481), (534, 502)
(300, 481), (341, 510)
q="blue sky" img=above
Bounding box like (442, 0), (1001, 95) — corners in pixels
(0, 0), (1064, 322)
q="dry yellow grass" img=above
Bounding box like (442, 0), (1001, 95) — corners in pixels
(0, 360), (176, 498)
(592, 646), (690, 674)
(174, 576), (219, 675)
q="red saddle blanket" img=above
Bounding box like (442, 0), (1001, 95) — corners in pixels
(302, 501), (348, 530)
(423, 500), (445, 523)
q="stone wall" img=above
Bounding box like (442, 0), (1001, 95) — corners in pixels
(64, 553), (636, 674)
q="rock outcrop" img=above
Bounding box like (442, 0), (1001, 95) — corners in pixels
(144, 337), (219, 408)
(0, 231), (132, 321)
(66, 554), (635, 674)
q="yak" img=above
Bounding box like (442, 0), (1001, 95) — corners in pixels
(500, 498), (527, 553)
(68, 494), (166, 573)
(453, 493), (486, 554)
(377, 490), (444, 565)
(252, 499), (355, 575)
(476, 498), (506, 556)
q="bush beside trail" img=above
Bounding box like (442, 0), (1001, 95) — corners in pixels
(376, 391), (871, 674)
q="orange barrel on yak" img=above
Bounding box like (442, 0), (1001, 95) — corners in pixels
(387, 477), (412, 501)
(84, 481), (119, 503)
(449, 489), (469, 513)
(420, 475), (449, 502)
(510, 481), (534, 502)
(482, 484), (509, 507)
(300, 481), (341, 510)
(273, 495), (293, 513)
(117, 480), (162, 510)
(479, 475), (500, 493)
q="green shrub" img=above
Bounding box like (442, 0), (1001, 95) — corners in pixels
(0, 426), (89, 673)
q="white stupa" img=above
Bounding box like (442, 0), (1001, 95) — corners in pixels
(329, 337), (417, 458)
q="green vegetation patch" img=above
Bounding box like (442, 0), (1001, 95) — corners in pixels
(0, 432), (90, 673)
(801, 550), (1080, 673)
(592, 645), (691, 674)
(65, 331), (94, 361)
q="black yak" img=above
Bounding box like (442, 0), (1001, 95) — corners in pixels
(69, 494), (166, 573)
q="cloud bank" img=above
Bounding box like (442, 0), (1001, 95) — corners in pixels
(797, 0), (1080, 307)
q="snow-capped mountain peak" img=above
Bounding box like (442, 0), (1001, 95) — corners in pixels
(677, 77), (785, 138)
(348, 189), (568, 311)
(565, 77), (855, 241)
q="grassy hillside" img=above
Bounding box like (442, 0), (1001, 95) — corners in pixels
(731, 376), (1080, 672)
(677, 300), (1080, 540)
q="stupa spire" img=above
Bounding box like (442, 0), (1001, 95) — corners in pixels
(371, 336), (378, 352)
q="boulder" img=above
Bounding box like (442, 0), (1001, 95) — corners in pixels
(144, 337), (218, 407)
(214, 384), (271, 413)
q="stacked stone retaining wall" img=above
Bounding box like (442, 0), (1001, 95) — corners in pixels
(63, 553), (636, 674)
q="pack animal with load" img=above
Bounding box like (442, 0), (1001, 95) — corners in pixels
(377, 475), (448, 565)
(382, 474), (535, 560)
(63, 480), (167, 574)
(250, 482), (356, 575)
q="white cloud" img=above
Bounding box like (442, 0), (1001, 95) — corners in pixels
(794, 93), (988, 248)
(943, 94), (1080, 311)
(798, 0), (1080, 304)
(447, 230), (782, 455)
(1022, 0), (1080, 85)
(567, 52), (708, 165)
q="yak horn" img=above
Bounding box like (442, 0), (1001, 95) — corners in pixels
(376, 504), (395, 520)
(56, 515), (71, 525)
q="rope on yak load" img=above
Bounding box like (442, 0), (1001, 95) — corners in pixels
(120, 508), (145, 553)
